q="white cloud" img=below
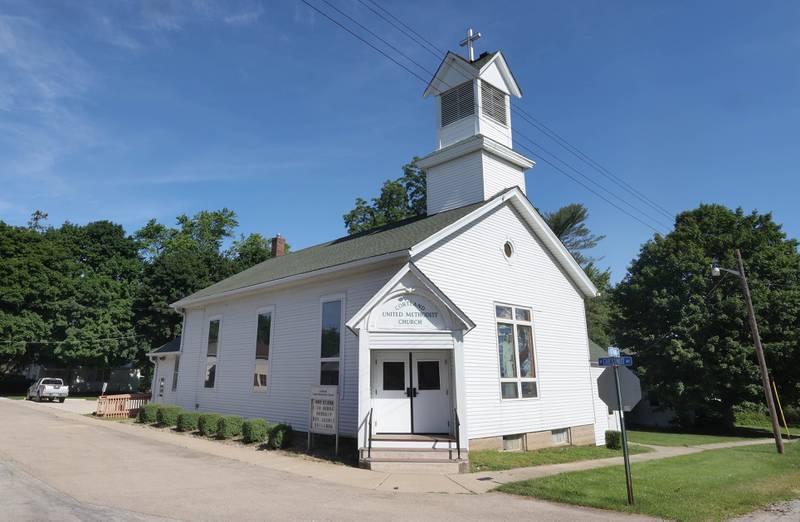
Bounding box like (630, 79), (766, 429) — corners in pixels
(224, 5), (264, 27)
(0, 14), (92, 112)
(0, 0), (275, 225)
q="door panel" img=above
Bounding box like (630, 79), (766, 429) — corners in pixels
(412, 354), (451, 434)
(373, 354), (411, 433)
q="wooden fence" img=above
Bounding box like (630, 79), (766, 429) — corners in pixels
(95, 393), (152, 419)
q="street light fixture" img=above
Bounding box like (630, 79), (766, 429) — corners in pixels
(710, 250), (785, 454)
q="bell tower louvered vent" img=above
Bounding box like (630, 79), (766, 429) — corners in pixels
(440, 81), (475, 127)
(481, 81), (507, 125)
(421, 47), (532, 215)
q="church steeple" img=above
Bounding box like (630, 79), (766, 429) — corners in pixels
(418, 34), (534, 215)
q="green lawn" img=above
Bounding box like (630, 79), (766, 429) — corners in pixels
(470, 444), (652, 472)
(626, 430), (753, 447)
(497, 443), (800, 521)
(736, 422), (800, 438)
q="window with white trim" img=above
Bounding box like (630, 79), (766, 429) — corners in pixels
(495, 304), (537, 399)
(440, 81), (475, 126)
(204, 319), (220, 388)
(253, 310), (272, 391)
(320, 299), (343, 386)
(171, 356), (180, 391)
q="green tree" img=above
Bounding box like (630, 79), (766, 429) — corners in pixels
(134, 209), (277, 366)
(0, 222), (62, 370)
(0, 218), (142, 370)
(542, 203), (605, 266)
(227, 233), (278, 273)
(47, 221), (141, 366)
(343, 158), (425, 234)
(612, 204), (800, 428)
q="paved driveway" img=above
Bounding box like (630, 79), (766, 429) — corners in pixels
(0, 399), (651, 521)
(24, 397), (97, 415)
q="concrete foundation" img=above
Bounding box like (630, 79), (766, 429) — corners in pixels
(468, 423), (597, 451)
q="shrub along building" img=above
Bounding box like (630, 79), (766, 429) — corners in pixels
(149, 42), (609, 472)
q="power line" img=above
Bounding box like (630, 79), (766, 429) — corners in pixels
(320, 0), (434, 78)
(300, 0), (429, 84)
(359, 0), (675, 222)
(0, 333), (147, 346)
(304, 1), (668, 233)
(509, 107), (675, 220)
(356, 0), (443, 60)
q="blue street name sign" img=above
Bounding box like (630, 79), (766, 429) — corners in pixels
(598, 356), (633, 367)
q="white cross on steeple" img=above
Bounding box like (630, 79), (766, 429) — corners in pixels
(459, 27), (481, 62)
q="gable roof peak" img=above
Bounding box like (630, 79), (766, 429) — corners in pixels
(423, 49), (521, 98)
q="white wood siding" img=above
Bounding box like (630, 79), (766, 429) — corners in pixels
(173, 265), (399, 436)
(482, 153), (526, 199)
(152, 357), (179, 405)
(438, 109), (477, 149)
(591, 365), (620, 445)
(415, 202), (596, 439)
(426, 151), (484, 214)
(369, 332), (454, 350)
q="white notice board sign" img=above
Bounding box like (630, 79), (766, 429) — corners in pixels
(309, 385), (338, 435)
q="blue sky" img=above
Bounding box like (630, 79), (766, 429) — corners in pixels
(2, 0), (798, 281)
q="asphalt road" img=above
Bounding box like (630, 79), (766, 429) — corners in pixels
(0, 399), (649, 521)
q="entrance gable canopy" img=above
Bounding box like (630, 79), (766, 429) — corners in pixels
(346, 263), (474, 335)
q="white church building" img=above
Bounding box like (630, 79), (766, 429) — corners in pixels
(149, 44), (613, 472)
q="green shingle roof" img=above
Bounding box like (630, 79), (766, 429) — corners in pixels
(470, 51), (497, 69)
(152, 336), (181, 354)
(588, 339), (608, 363)
(176, 199), (487, 305)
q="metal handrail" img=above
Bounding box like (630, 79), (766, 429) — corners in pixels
(453, 408), (461, 460)
(367, 408), (373, 459)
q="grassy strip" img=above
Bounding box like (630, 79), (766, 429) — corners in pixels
(736, 422), (800, 438)
(470, 444), (652, 472)
(497, 443), (800, 522)
(626, 430), (755, 447)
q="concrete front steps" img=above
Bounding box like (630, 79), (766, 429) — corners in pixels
(359, 434), (468, 474)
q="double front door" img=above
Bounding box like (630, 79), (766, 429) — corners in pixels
(373, 351), (451, 434)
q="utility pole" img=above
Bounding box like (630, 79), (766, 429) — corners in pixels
(735, 249), (784, 455)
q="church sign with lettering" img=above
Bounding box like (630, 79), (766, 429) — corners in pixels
(374, 293), (447, 331)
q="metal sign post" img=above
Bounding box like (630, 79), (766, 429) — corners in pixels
(598, 354), (639, 506)
(613, 363), (634, 505)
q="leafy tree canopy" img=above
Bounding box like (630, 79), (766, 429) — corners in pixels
(612, 204), (800, 428)
(542, 204), (605, 266)
(343, 158), (425, 234)
(0, 208), (279, 375)
(0, 218), (140, 369)
(133, 209), (278, 367)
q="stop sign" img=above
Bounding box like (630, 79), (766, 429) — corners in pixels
(598, 366), (642, 412)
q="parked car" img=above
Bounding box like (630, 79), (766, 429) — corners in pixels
(26, 378), (69, 402)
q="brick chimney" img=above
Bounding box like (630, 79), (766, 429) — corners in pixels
(271, 234), (286, 257)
